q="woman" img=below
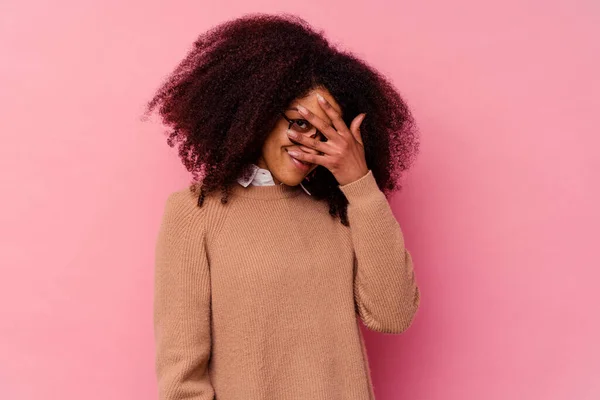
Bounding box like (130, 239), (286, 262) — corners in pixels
(147, 12), (421, 400)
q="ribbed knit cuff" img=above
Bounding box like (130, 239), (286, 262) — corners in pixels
(338, 170), (383, 203)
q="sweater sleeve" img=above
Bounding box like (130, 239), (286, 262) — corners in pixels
(338, 170), (420, 334)
(153, 192), (215, 400)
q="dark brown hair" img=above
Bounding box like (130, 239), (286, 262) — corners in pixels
(144, 13), (419, 226)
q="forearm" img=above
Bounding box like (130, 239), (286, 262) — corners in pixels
(339, 170), (420, 333)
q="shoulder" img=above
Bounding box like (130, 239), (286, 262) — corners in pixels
(160, 183), (228, 236)
(158, 184), (207, 236)
(163, 185), (204, 219)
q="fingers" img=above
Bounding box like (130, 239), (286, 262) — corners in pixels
(315, 94), (348, 136)
(286, 129), (327, 154)
(296, 103), (341, 142)
(287, 147), (326, 166)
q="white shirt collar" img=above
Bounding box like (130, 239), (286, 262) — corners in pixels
(237, 164), (312, 196)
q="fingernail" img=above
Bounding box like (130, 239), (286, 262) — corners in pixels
(296, 104), (308, 114)
(316, 93), (326, 103)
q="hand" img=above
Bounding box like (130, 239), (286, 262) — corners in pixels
(286, 93), (369, 186)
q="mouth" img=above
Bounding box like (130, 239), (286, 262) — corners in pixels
(286, 149), (313, 172)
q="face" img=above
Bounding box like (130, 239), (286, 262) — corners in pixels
(256, 87), (343, 186)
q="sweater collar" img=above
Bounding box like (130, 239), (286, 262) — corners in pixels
(229, 179), (303, 199)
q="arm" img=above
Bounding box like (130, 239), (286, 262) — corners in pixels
(153, 192), (215, 399)
(338, 170), (421, 334)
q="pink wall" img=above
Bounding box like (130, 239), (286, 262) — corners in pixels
(1, 1), (598, 399)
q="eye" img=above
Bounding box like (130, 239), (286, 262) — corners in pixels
(291, 119), (327, 142)
(292, 119), (311, 132)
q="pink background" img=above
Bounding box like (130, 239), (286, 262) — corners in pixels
(1, 1), (598, 399)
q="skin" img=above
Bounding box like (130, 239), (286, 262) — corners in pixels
(256, 86), (343, 185)
(256, 86), (369, 187)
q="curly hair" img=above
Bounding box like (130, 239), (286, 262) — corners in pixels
(144, 12), (419, 226)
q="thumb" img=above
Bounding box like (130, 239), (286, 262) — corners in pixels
(350, 113), (367, 144)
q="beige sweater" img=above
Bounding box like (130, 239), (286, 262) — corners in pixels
(154, 169), (421, 400)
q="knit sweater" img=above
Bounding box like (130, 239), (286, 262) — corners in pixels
(153, 169), (421, 400)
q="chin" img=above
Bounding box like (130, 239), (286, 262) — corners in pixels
(266, 150), (315, 185)
(272, 167), (310, 186)
(275, 173), (305, 186)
